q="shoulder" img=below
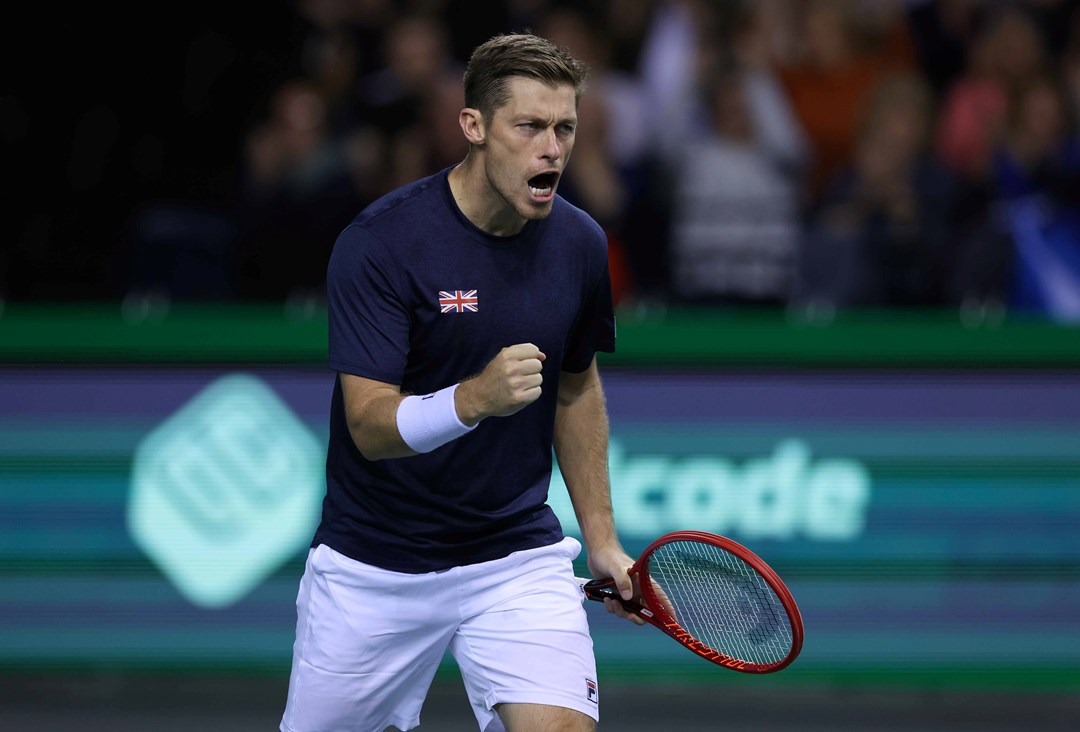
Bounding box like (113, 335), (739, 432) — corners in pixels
(547, 196), (610, 284)
(331, 168), (452, 263)
(551, 195), (607, 250)
(351, 168), (449, 232)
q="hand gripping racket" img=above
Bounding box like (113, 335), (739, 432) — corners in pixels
(578, 531), (803, 673)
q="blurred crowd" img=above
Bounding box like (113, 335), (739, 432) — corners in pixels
(7, 0), (1080, 322)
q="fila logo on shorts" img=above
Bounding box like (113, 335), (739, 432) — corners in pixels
(439, 290), (478, 313)
(586, 678), (598, 704)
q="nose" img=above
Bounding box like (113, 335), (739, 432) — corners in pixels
(540, 128), (560, 161)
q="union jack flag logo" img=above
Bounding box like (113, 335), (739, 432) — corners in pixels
(439, 290), (478, 313)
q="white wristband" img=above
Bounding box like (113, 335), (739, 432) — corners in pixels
(395, 383), (477, 453)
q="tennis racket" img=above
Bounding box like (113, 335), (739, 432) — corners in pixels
(578, 530), (803, 673)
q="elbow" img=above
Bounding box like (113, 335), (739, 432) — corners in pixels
(349, 427), (388, 461)
(349, 425), (412, 461)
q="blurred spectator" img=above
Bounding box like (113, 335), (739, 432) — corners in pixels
(665, 63), (805, 306)
(349, 12), (465, 193)
(351, 12), (459, 137)
(935, 2), (1049, 184)
(628, 0), (716, 299)
(123, 76), (362, 304)
(932, 1), (1060, 320)
(906, 0), (982, 97)
(1019, 0), (1080, 58)
(955, 72), (1080, 320)
(557, 85), (636, 306)
(995, 74), (1080, 201)
(290, 0), (395, 133)
(793, 73), (958, 310)
(767, 0), (916, 207)
(660, 0), (808, 307)
(637, 0), (711, 163)
(605, 0), (660, 74)
(232, 77), (362, 301)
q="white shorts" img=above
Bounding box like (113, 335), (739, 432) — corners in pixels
(280, 536), (599, 732)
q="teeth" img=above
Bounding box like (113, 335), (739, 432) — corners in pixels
(530, 186), (552, 196)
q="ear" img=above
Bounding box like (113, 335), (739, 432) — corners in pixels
(459, 107), (486, 145)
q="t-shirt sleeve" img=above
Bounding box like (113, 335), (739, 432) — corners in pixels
(563, 233), (617, 373)
(326, 225), (410, 384)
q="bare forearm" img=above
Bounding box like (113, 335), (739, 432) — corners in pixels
(554, 372), (637, 603)
(343, 343), (546, 461)
(345, 386), (414, 460)
(553, 380), (619, 551)
(349, 384), (487, 460)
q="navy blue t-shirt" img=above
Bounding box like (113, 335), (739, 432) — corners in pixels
(314, 166), (616, 572)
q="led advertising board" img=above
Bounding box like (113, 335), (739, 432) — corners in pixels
(1, 366), (1078, 685)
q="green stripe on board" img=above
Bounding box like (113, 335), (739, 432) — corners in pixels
(3, 304), (1080, 366)
(591, 665), (1080, 692)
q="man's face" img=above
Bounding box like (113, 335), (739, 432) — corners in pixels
(481, 76), (578, 223)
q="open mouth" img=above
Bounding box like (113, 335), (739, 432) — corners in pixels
(528, 172), (557, 200)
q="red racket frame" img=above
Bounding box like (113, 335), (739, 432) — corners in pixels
(581, 530), (804, 673)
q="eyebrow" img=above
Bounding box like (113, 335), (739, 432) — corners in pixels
(511, 112), (577, 125)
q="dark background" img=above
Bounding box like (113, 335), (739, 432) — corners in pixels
(4, 1), (530, 301)
(7, 3), (303, 300)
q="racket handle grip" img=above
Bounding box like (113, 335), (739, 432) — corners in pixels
(577, 577), (649, 617)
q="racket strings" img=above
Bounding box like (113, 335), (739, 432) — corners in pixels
(647, 541), (793, 666)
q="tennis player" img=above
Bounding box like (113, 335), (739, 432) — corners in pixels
(280, 32), (640, 732)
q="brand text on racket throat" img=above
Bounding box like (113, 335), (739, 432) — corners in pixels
(661, 621), (750, 670)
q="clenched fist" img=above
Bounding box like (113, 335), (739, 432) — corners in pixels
(455, 343), (547, 425)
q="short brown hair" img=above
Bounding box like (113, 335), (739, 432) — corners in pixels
(462, 33), (589, 121)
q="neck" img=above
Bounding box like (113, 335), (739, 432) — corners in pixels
(448, 154), (527, 237)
